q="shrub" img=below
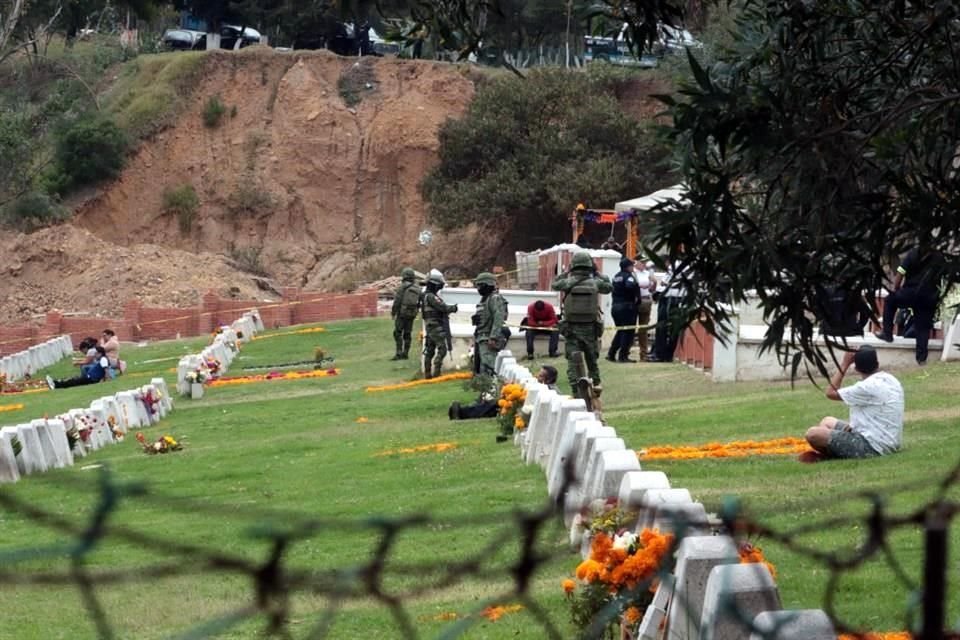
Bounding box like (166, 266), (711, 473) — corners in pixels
(337, 61), (376, 108)
(203, 95), (227, 128)
(225, 182), (274, 217)
(228, 246), (270, 276)
(162, 184), (200, 234)
(50, 114), (128, 193)
(1, 191), (69, 231)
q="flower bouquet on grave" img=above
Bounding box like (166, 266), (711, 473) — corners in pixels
(571, 498), (640, 552)
(496, 383), (527, 441)
(184, 368), (210, 385)
(203, 357), (222, 378)
(107, 415), (124, 442)
(135, 432), (183, 455)
(564, 527), (675, 640)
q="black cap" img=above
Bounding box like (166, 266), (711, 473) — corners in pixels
(619, 258), (635, 269)
(854, 345), (879, 374)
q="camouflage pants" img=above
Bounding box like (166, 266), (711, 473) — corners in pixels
(562, 322), (601, 393)
(393, 316), (414, 356)
(423, 323), (448, 376)
(476, 338), (501, 376)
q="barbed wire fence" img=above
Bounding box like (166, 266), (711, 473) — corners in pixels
(1, 457), (959, 639)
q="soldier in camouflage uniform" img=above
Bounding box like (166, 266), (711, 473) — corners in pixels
(473, 272), (508, 376)
(391, 267), (421, 360)
(552, 251), (613, 396)
(421, 271), (458, 378)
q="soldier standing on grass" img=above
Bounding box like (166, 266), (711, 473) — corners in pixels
(390, 267), (421, 360)
(552, 251), (612, 397)
(421, 271), (458, 378)
(473, 272), (508, 376)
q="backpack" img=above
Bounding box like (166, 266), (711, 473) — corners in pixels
(564, 275), (600, 323)
(400, 283), (421, 317)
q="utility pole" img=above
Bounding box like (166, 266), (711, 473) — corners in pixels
(564, 0), (573, 68)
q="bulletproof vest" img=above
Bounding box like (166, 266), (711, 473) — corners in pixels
(399, 283), (421, 317)
(422, 292), (446, 321)
(476, 293), (506, 336)
(564, 274), (600, 323)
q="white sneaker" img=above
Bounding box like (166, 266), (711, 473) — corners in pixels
(46, 375), (55, 390)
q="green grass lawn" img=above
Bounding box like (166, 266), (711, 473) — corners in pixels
(0, 317), (957, 639)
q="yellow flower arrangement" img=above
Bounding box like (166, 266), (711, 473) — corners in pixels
(565, 528), (674, 636)
(480, 604), (524, 622)
(365, 372), (471, 392)
(207, 368), (340, 387)
(374, 442), (458, 457)
(250, 326), (326, 341)
(838, 634), (913, 640)
(738, 541), (777, 579)
(0, 403), (24, 413)
(637, 437), (812, 461)
(496, 383), (527, 438)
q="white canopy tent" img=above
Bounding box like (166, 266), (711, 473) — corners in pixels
(614, 184), (688, 213)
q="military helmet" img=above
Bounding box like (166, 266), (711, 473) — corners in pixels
(474, 272), (497, 286)
(571, 251), (595, 270)
(427, 268), (445, 286)
(401, 267), (415, 281)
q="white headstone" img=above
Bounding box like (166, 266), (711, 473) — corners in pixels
(523, 388), (558, 464)
(0, 430), (21, 483)
(639, 488), (693, 529)
(666, 536), (740, 640)
(619, 471), (672, 509)
(587, 449), (642, 501)
(638, 575), (675, 639)
(546, 411), (597, 498)
(748, 610), (836, 640)
(653, 502), (709, 535)
(699, 563), (781, 640)
(14, 424), (47, 474)
(32, 419), (73, 469)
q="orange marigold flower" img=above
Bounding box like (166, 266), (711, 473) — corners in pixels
(562, 578), (576, 594)
(624, 606), (642, 624)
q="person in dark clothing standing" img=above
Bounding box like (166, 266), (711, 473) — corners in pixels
(874, 246), (947, 365)
(606, 257), (640, 363)
(650, 257), (686, 363)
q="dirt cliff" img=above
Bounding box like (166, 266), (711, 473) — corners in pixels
(0, 49), (481, 323)
(0, 49), (664, 324)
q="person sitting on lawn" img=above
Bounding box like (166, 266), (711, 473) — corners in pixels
(802, 345), (904, 461)
(48, 346), (110, 389)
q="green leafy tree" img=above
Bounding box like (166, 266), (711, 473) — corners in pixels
(49, 113), (127, 192)
(648, 1), (960, 374)
(423, 68), (672, 254)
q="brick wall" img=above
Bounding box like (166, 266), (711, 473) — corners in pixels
(0, 289), (378, 355)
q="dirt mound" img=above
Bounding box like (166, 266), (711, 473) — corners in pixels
(0, 225), (270, 320)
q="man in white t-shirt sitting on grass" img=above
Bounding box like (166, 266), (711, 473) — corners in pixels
(802, 345), (904, 462)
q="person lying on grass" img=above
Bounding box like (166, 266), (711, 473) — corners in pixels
(47, 346), (110, 390)
(802, 345), (904, 461)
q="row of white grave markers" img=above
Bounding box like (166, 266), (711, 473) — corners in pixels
(175, 310), (264, 396)
(0, 335), (74, 382)
(493, 351), (839, 640)
(0, 377), (175, 484)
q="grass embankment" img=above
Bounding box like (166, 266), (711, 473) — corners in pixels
(104, 51), (206, 140)
(0, 316), (957, 638)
